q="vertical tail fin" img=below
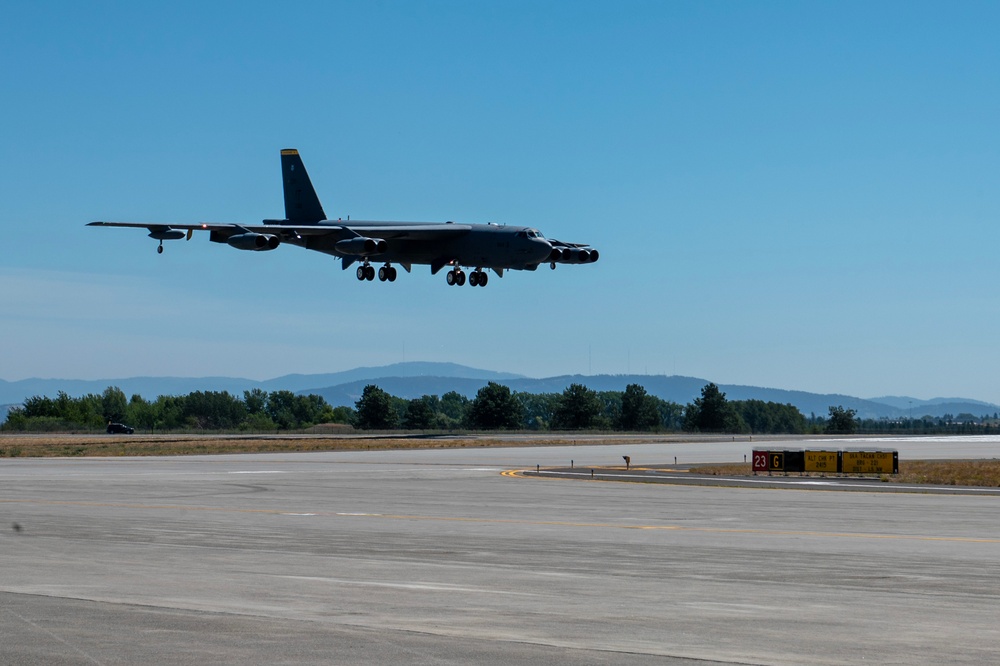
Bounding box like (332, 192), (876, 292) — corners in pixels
(280, 149), (327, 223)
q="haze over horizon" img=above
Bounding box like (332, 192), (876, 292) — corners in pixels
(3, 3), (998, 404)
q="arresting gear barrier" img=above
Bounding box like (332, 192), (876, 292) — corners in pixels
(751, 449), (898, 475)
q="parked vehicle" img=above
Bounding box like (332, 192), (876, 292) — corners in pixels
(107, 422), (135, 434)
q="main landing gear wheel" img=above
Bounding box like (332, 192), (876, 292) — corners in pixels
(157, 243), (164, 254)
(446, 269), (466, 286)
(469, 270), (488, 287)
(357, 265), (376, 281)
(378, 266), (397, 282)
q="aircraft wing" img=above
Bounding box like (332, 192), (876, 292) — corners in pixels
(344, 223), (472, 240)
(88, 221), (472, 240)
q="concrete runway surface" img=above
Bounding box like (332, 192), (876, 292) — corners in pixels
(1, 436), (998, 665)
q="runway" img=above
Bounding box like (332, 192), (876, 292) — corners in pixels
(1, 436), (998, 664)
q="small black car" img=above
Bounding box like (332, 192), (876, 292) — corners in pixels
(107, 422), (135, 434)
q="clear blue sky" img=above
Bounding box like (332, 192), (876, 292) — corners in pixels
(2, 1), (998, 402)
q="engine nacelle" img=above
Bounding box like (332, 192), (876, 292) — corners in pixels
(551, 247), (599, 264)
(335, 236), (387, 256)
(147, 227), (186, 241)
(226, 233), (280, 251)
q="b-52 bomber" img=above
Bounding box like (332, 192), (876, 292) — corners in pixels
(89, 149), (599, 287)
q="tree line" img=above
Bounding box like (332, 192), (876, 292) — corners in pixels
(2, 387), (344, 432)
(3, 381), (863, 435)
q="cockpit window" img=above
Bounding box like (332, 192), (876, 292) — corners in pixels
(525, 229), (544, 239)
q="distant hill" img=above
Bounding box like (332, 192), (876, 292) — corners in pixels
(869, 395), (997, 411)
(2, 363), (997, 421)
(306, 374), (930, 420)
(262, 362), (524, 393)
(0, 362), (522, 406)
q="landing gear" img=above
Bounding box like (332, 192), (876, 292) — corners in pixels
(468, 269), (488, 287)
(157, 242), (164, 254)
(447, 267), (489, 287)
(357, 263), (396, 282)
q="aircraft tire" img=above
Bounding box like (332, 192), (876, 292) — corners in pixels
(479, 272), (488, 287)
(365, 265), (376, 281)
(388, 267), (397, 282)
(446, 270), (456, 286)
(157, 245), (163, 254)
(469, 272), (479, 287)
(357, 266), (366, 281)
(378, 267), (388, 282)
(456, 270), (466, 286)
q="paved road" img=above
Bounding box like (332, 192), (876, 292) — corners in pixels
(1, 437), (998, 664)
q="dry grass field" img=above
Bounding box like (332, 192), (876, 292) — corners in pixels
(690, 460), (1000, 487)
(0, 434), (622, 458)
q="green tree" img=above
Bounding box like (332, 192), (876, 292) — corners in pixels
(125, 394), (155, 433)
(329, 406), (354, 424)
(403, 396), (437, 430)
(517, 392), (559, 430)
(101, 386), (128, 423)
(353, 385), (398, 430)
(596, 391), (621, 430)
(244, 388), (268, 415)
(440, 391), (469, 420)
(183, 391), (247, 429)
(655, 399), (685, 430)
(683, 383), (746, 433)
(467, 382), (523, 430)
(619, 384), (660, 431)
(22, 395), (57, 418)
(553, 383), (602, 430)
(734, 400), (806, 434)
(826, 405), (858, 434)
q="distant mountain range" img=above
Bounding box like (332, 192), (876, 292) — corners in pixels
(2, 362), (997, 421)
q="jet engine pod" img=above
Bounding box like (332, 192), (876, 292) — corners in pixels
(556, 247), (590, 264)
(335, 236), (388, 256)
(147, 228), (187, 241)
(548, 248), (567, 262)
(227, 233), (280, 251)
(587, 249), (599, 262)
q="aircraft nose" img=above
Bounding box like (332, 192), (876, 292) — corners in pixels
(533, 239), (554, 261)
